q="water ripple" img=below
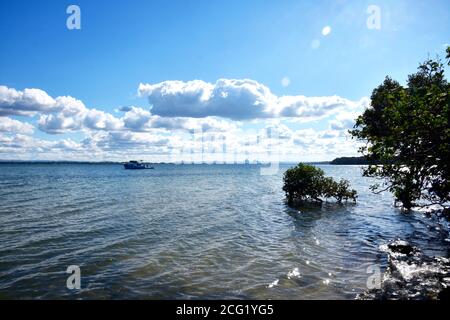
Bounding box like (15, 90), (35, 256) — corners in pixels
(0, 163), (447, 299)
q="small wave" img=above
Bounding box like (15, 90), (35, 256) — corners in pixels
(287, 267), (301, 279)
(267, 279), (279, 288)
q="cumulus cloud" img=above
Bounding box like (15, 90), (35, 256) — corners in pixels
(0, 85), (85, 116)
(78, 131), (175, 158)
(0, 117), (34, 134)
(264, 123), (293, 140)
(38, 108), (123, 134)
(83, 109), (123, 131)
(139, 79), (368, 121)
(36, 98), (123, 134)
(121, 107), (152, 131)
(138, 79), (271, 120)
(328, 111), (360, 131)
(0, 83), (234, 135)
(38, 114), (80, 134)
(0, 133), (81, 155)
(0, 82), (366, 161)
(120, 106), (236, 133)
(1, 83), (366, 136)
(0, 85), (124, 134)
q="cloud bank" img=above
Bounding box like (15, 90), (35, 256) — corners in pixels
(0, 81), (368, 161)
(0, 117), (34, 134)
(138, 79), (368, 120)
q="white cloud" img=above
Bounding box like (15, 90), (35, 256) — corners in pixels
(328, 110), (360, 131)
(122, 106), (153, 131)
(0, 85), (85, 116)
(138, 79), (272, 120)
(0, 117), (34, 134)
(84, 109), (123, 131)
(97, 131), (171, 149)
(139, 79), (367, 121)
(0, 85), (124, 134)
(52, 139), (83, 151)
(0, 133), (82, 155)
(120, 106), (236, 133)
(38, 108), (124, 134)
(0, 82), (367, 161)
(38, 113), (80, 134)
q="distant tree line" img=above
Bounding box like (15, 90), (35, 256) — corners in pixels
(330, 156), (377, 165)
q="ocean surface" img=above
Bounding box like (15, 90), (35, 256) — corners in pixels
(0, 163), (448, 299)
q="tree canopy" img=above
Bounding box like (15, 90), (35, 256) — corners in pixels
(283, 163), (357, 205)
(350, 48), (450, 209)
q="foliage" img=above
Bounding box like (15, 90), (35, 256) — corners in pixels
(350, 47), (450, 209)
(283, 163), (357, 205)
(330, 156), (376, 165)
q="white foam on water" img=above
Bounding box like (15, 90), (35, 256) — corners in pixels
(287, 267), (300, 279)
(268, 279), (279, 288)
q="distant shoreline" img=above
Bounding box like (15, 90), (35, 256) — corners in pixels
(0, 160), (336, 165)
(0, 159), (372, 165)
(329, 156), (374, 165)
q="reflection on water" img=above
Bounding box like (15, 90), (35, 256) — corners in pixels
(0, 164), (448, 299)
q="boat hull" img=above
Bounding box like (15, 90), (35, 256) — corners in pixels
(123, 164), (153, 170)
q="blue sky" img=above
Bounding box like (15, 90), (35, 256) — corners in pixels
(0, 0), (449, 162)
